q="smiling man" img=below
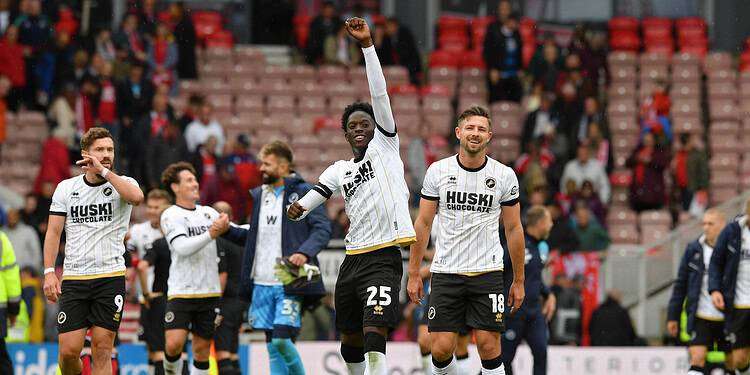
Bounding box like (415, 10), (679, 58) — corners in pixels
(42, 127), (144, 375)
(287, 17), (415, 375)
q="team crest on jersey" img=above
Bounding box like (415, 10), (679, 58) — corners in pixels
(428, 307), (436, 320)
(103, 187), (113, 196)
(57, 311), (67, 324)
(165, 312), (175, 323)
(485, 177), (496, 189)
(447, 176), (457, 184)
(204, 212), (211, 220)
(288, 192), (299, 203)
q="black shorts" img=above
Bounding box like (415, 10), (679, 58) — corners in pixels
(215, 298), (249, 353)
(728, 308), (750, 349)
(335, 247), (403, 333)
(689, 317), (730, 352)
(57, 276), (126, 333)
(164, 297), (220, 339)
(428, 271), (505, 333)
(139, 296), (166, 352)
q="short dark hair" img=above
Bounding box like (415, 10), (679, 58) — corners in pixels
(457, 106), (491, 127)
(80, 127), (113, 151)
(260, 140), (294, 165)
(341, 102), (376, 131)
(188, 94), (205, 107)
(161, 162), (197, 198)
(525, 205), (548, 227)
(147, 189), (171, 203)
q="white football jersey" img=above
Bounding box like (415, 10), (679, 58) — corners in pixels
(160, 204), (222, 298)
(126, 221), (163, 294)
(49, 174), (138, 279)
(314, 129), (416, 255)
(421, 155), (520, 274)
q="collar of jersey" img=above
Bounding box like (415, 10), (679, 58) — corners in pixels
(264, 184), (285, 197)
(175, 203), (197, 211)
(82, 174), (108, 187)
(456, 154), (488, 172)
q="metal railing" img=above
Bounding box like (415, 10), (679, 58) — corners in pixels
(602, 191), (750, 338)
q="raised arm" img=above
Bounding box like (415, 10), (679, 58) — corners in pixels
(346, 17), (396, 135)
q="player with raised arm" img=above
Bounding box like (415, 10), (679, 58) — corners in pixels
(407, 106), (526, 375)
(159, 162), (228, 375)
(287, 17), (416, 375)
(42, 127), (144, 375)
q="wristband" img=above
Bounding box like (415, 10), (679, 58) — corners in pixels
(44, 267), (55, 275)
(100, 168), (110, 179)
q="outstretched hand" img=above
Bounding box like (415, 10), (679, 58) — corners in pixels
(345, 17), (373, 48)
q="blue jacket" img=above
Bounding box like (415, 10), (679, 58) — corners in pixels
(223, 174), (332, 308)
(503, 233), (550, 314)
(709, 215), (746, 326)
(667, 237), (713, 333)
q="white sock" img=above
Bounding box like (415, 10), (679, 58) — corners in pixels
(421, 353), (432, 373)
(190, 362), (209, 375)
(481, 362), (505, 375)
(433, 357), (457, 375)
(148, 364), (155, 375)
(687, 371), (702, 375)
(163, 357), (183, 375)
(346, 360), (366, 375)
(456, 356), (470, 374)
(364, 351), (387, 375)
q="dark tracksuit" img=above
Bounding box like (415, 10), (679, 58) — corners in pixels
(667, 237), (712, 335)
(709, 215), (748, 344)
(501, 233), (550, 375)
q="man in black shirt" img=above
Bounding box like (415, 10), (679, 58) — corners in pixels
(213, 201), (248, 375)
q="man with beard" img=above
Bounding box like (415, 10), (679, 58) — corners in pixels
(216, 141), (330, 374)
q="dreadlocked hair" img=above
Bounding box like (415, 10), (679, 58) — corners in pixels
(341, 102), (376, 132)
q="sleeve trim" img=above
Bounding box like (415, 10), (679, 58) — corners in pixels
(169, 234), (187, 245)
(501, 198), (520, 207)
(376, 124), (397, 137)
(420, 194), (439, 201)
(313, 184), (333, 199)
(49, 211), (67, 216)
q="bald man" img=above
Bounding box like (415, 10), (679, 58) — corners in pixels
(668, 209), (731, 375)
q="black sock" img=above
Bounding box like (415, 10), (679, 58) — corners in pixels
(232, 359), (240, 369)
(456, 353), (469, 360)
(148, 359), (154, 366)
(154, 361), (165, 375)
(193, 360), (210, 370)
(688, 365), (704, 371)
(217, 358), (233, 373)
(738, 363), (750, 373)
(363, 331), (386, 354)
(341, 343), (365, 363)
(182, 359), (190, 375)
(432, 356), (453, 369)
(481, 354), (503, 370)
(165, 352), (181, 363)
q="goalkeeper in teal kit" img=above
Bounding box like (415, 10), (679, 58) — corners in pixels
(214, 141), (332, 374)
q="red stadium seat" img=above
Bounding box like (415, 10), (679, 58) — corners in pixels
(608, 16), (639, 32)
(205, 30), (234, 49)
(609, 30), (640, 52)
(676, 17), (706, 31)
(607, 51), (637, 67)
(192, 11), (222, 40)
(437, 15), (469, 34)
(642, 17), (672, 31)
(460, 50), (485, 69)
(429, 50), (461, 68)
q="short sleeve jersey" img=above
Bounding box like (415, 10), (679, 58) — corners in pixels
(160, 204), (222, 298)
(313, 127), (416, 254)
(421, 155), (520, 274)
(49, 174), (139, 279)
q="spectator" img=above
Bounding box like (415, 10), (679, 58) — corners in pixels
(0, 76), (6, 159)
(570, 201), (610, 251)
(572, 180), (607, 226)
(114, 13), (147, 62)
(14, 0), (50, 107)
(523, 81), (544, 112)
(2, 208), (40, 272)
(627, 131), (670, 212)
(223, 134), (262, 214)
(116, 61), (154, 130)
(521, 92), (558, 152)
(587, 122), (612, 173)
(177, 93), (203, 132)
(47, 82), (78, 146)
(75, 75), (99, 136)
(94, 28), (117, 62)
(49, 31), (77, 90)
(0, 0), (10, 35)
(0, 25), (27, 111)
(554, 81), (583, 156)
(495, 0), (513, 23)
(145, 121), (189, 190)
(131, 92), (173, 182)
(197, 136), (220, 205)
(96, 62), (118, 142)
(136, 0), (158, 37)
(147, 22), (178, 94)
(169, 2), (197, 80)
(185, 101), (225, 155)
(546, 203), (579, 254)
(560, 142), (610, 203)
(32, 132), (70, 194)
(672, 133), (709, 211)
(549, 274), (582, 345)
(483, 11), (522, 103)
(590, 290), (639, 346)
(571, 97), (606, 145)
(555, 179), (577, 217)
(20, 193), (44, 242)
(640, 80), (672, 145)
(374, 17), (422, 85)
(555, 53), (595, 100)
(323, 22), (360, 66)
(516, 141), (553, 198)
(529, 35), (561, 92)
(215, 160), (246, 223)
(567, 23), (606, 88)
(331, 208), (349, 239)
(305, 1), (342, 64)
